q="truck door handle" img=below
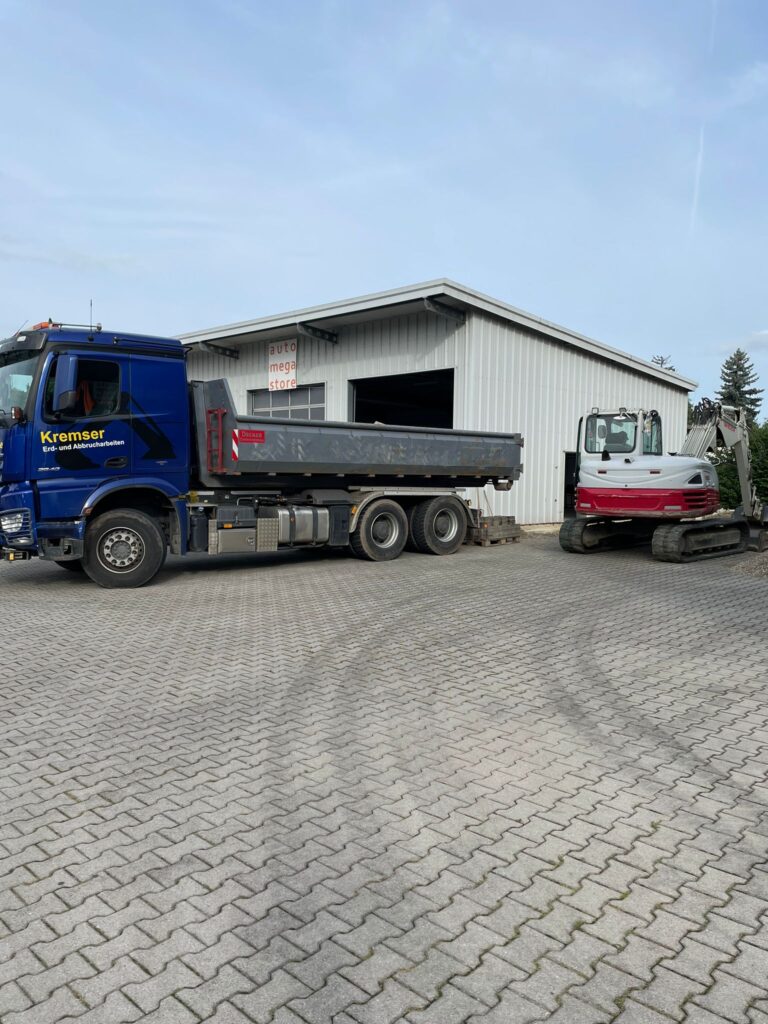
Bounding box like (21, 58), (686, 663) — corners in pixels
(104, 456), (128, 468)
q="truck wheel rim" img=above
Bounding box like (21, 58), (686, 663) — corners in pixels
(434, 509), (459, 543)
(98, 528), (145, 572)
(370, 512), (399, 549)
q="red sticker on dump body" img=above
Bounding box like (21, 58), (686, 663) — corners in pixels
(238, 429), (265, 444)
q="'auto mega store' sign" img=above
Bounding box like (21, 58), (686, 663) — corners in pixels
(268, 340), (298, 391)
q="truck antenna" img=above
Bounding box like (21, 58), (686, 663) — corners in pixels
(90, 299), (93, 332)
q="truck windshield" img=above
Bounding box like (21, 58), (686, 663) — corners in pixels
(0, 351), (39, 422)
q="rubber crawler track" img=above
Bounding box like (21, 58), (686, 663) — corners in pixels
(651, 520), (749, 563)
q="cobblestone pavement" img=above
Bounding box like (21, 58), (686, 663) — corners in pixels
(2, 537), (768, 1024)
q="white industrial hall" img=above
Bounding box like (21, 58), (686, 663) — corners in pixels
(181, 280), (695, 524)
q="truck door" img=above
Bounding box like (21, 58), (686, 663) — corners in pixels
(34, 351), (133, 520)
(126, 352), (188, 491)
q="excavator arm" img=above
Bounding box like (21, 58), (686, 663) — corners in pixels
(680, 400), (763, 524)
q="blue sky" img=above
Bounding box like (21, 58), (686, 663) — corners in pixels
(1, 0), (766, 400)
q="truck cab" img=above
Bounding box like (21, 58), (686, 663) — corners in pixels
(0, 323), (190, 575)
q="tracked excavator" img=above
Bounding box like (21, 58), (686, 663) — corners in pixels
(559, 399), (767, 562)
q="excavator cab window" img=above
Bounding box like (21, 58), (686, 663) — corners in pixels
(585, 414), (637, 454)
(642, 412), (663, 455)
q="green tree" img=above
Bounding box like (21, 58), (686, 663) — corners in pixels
(716, 348), (763, 427)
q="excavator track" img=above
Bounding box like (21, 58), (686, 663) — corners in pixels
(559, 517), (604, 553)
(651, 519), (750, 563)
(559, 517), (652, 553)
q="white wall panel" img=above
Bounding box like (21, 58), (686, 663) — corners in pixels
(462, 312), (689, 522)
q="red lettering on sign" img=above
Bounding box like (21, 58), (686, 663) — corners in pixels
(238, 429), (265, 444)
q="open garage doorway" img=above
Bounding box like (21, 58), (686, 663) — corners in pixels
(352, 368), (454, 428)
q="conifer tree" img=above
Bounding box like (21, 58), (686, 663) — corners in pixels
(716, 348), (763, 427)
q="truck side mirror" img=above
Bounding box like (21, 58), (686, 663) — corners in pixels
(52, 354), (79, 414)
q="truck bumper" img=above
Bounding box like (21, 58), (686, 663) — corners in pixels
(0, 484), (86, 558)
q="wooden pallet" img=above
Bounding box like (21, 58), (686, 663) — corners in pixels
(467, 515), (522, 547)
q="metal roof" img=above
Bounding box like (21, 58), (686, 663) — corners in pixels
(179, 278), (696, 391)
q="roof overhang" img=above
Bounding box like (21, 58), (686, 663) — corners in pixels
(179, 278), (696, 391)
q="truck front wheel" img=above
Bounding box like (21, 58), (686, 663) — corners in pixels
(350, 499), (408, 561)
(83, 509), (167, 589)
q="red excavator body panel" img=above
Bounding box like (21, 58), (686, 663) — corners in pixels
(576, 486), (720, 519)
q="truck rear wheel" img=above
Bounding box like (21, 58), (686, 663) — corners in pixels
(83, 509), (167, 589)
(350, 499), (408, 561)
(410, 497), (467, 555)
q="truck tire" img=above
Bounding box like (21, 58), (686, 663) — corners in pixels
(82, 509), (167, 588)
(350, 499), (408, 561)
(54, 559), (85, 572)
(404, 505), (419, 552)
(410, 496), (467, 555)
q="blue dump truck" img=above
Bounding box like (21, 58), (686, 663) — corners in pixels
(0, 322), (523, 588)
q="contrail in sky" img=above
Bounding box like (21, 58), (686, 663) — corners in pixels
(689, 123), (705, 237)
(708, 0), (719, 53)
(691, 0), (717, 237)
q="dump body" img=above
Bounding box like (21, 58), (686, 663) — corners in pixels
(192, 379), (523, 491)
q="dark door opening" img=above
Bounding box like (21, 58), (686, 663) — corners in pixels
(352, 368), (454, 428)
(563, 451), (578, 517)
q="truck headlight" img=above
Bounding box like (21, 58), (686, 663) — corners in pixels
(0, 512), (25, 534)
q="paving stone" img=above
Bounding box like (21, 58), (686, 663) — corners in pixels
(231, 969), (311, 1023)
(405, 982), (486, 1023)
(631, 965), (708, 1021)
(59, 990), (144, 1023)
(176, 964), (253, 1018)
(205, 1004), (254, 1023)
(543, 994), (612, 1022)
(283, 938), (358, 989)
(693, 969), (768, 1023)
(136, 996), (200, 1023)
(340, 944), (413, 996)
(288, 976), (369, 1023)
(3, 985), (86, 1024)
(508, 956), (586, 1011)
(122, 960), (203, 1013)
(346, 978), (427, 1023)
(464, 987), (546, 1022)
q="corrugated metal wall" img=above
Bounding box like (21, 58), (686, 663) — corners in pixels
(186, 309), (689, 524)
(186, 312), (465, 419)
(462, 312), (689, 523)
